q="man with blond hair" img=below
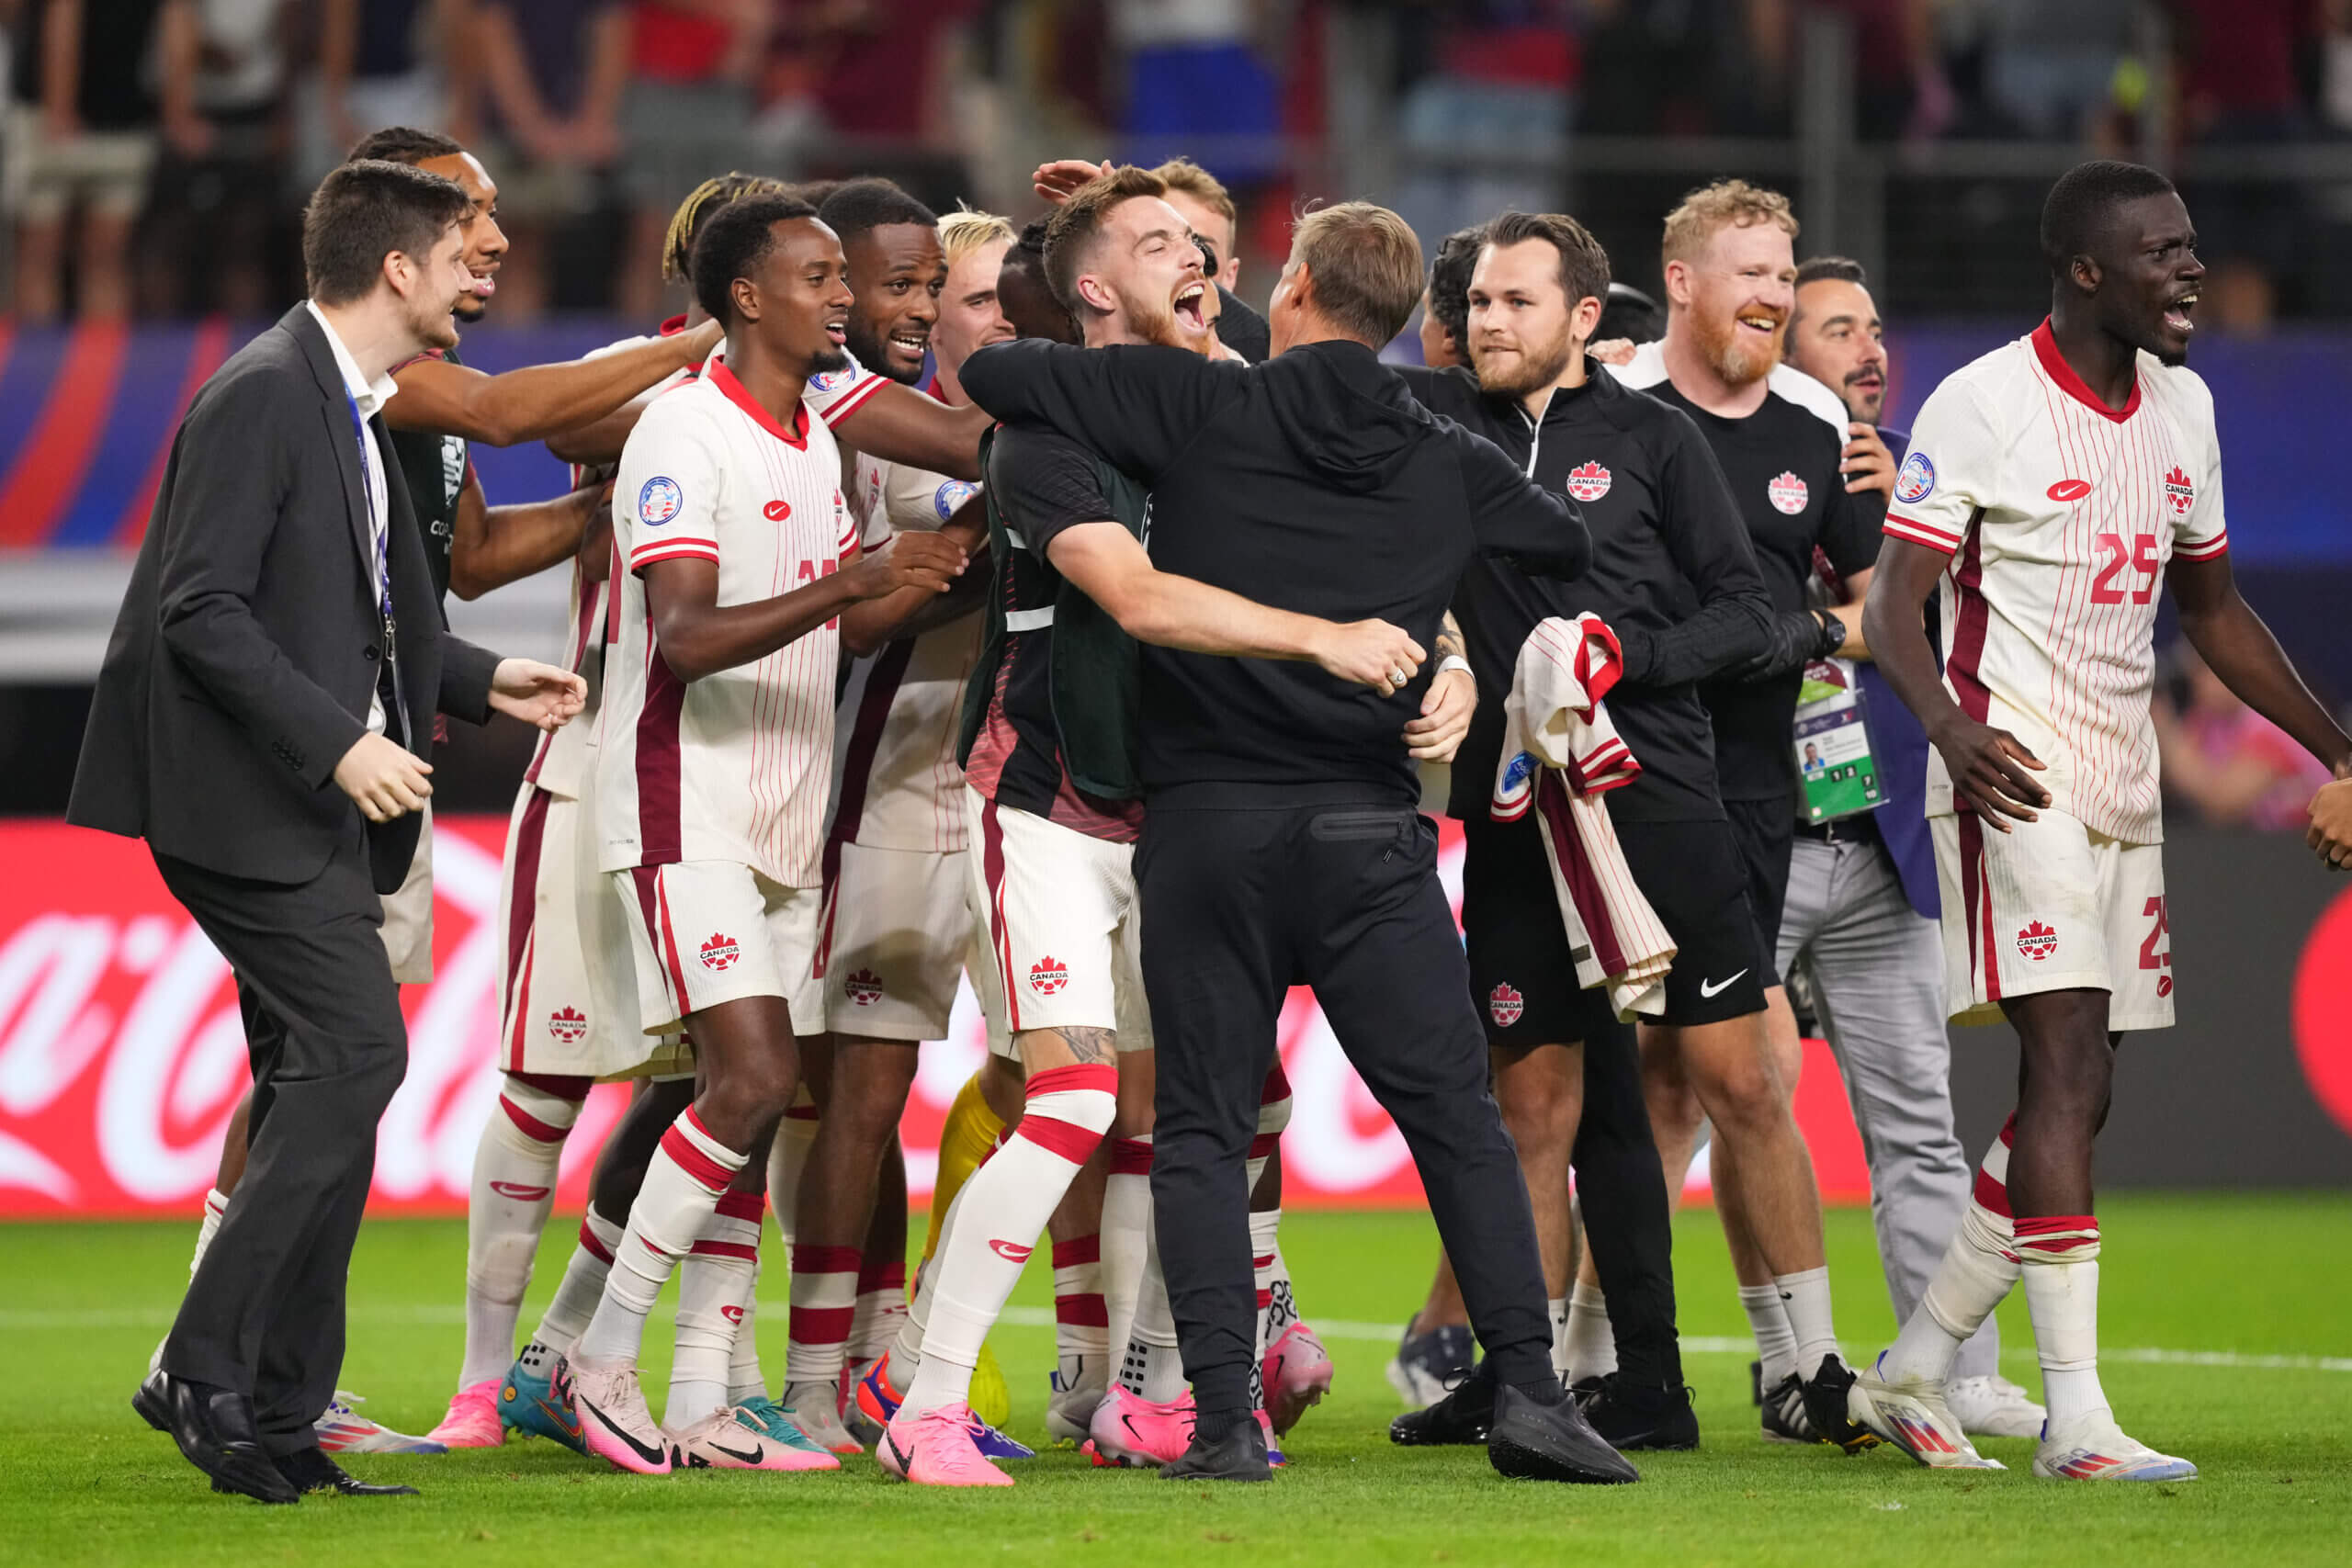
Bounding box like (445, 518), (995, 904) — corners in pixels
(1589, 178), (1886, 1450)
(960, 197), (1635, 1488)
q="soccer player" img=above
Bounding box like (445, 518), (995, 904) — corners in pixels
(1779, 255), (2041, 1438)
(1386, 211), (1774, 1452)
(1851, 161), (2351, 1477)
(564, 193), (971, 1475)
(775, 183), (1001, 1453)
(868, 167), (1418, 1488)
(1600, 180), (1881, 1448)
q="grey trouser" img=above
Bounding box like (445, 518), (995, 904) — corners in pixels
(1776, 832), (1999, 1381)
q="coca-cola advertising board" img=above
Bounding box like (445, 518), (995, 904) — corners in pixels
(0, 817), (1890, 1219)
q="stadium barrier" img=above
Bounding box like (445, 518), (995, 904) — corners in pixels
(2, 818), (2344, 1220)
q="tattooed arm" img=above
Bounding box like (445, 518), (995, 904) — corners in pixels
(1405, 609), (1476, 762)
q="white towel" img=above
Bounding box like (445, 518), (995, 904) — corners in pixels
(1490, 614), (1677, 1020)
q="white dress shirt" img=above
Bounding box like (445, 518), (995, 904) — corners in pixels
(305, 300), (401, 736)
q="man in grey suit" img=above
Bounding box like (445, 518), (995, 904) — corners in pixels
(70, 159), (585, 1503)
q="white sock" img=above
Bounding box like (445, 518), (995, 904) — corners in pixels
(458, 1075), (584, 1389)
(1774, 1265), (1840, 1378)
(1885, 1118), (2023, 1384)
(153, 1188), (232, 1374)
(728, 1258), (767, 1404)
(1120, 1213), (1186, 1402)
(575, 1107), (746, 1367)
(530, 1207), (622, 1358)
(1739, 1281), (1801, 1388)
(2016, 1214), (2106, 1427)
(1564, 1281), (1616, 1383)
(1102, 1134), (1153, 1360)
(1250, 1208), (1294, 1357)
(890, 1187), (969, 1386)
(785, 1242), (860, 1390)
(669, 1189), (763, 1427)
(853, 1256), (909, 1365)
(1547, 1296), (1571, 1377)
(768, 1098), (819, 1249)
(1052, 1234), (1110, 1395)
(901, 1063), (1115, 1416)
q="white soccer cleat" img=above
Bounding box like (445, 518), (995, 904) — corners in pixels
(1945, 1374), (2046, 1439)
(317, 1390), (449, 1455)
(778, 1379), (865, 1456)
(1046, 1361), (1105, 1447)
(570, 1355), (673, 1475)
(1847, 1358), (2004, 1471)
(665, 1406), (839, 1472)
(2032, 1411), (2198, 1482)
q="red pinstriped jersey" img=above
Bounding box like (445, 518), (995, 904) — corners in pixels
(594, 355), (858, 887)
(1885, 320), (2229, 844)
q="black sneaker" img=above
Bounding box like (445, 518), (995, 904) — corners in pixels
(1388, 1367), (1493, 1447)
(1749, 1359), (1764, 1406)
(1486, 1382), (1640, 1484)
(1578, 1374), (1699, 1452)
(1798, 1354), (1878, 1453)
(1760, 1371), (1815, 1443)
(1159, 1416), (1272, 1483)
(1386, 1324), (1475, 1411)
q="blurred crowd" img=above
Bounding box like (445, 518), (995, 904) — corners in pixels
(5, 1), (2350, 325)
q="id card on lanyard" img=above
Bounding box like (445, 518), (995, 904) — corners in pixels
(1792, 657), (1882, 823)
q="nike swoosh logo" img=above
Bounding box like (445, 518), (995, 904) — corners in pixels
(988, 1239), (1035, 1263)
(535, 1395), (582, 1438)
(710, 1440), (763, 1464)
(490, 1181), (551, 1201)
(1698, 969), (1749, 998)
(583, 1400), (668, 1466)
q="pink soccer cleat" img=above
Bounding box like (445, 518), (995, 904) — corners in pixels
(1262, 1323), (1335, 1436)
(1085, 1386), (1195, 1469)
(877, 1403), (1015, 1488)
(569, 1355), (673, 1475)
(423, 1379), (503, 1449)
(665, 1406), (840, 1472)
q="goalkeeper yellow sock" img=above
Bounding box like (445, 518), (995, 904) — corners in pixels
(922, 1070), (1006, 1266)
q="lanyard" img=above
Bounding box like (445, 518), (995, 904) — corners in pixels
(345, 393), (393, 627)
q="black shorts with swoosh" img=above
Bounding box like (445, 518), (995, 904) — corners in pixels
(1462, 812), (1767, 1044)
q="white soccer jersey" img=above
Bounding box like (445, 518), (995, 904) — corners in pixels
(827, 444), (985, 853)
(1884, 321), (2229, 845)
(595, 355), (860, 888)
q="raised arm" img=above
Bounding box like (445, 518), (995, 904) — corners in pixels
(448, 468), (605, 601)
(388, 321), (722, 447)
(829, 382), (991, 481)
(958, 339), (1225, 483)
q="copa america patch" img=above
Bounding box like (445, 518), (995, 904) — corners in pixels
(933, 479), (980, 521)
(639, 475), (683, 527)
(1894, 450), (1935, 505)
(807, 367), (853, 394)
(1501, 751), (1539, 791)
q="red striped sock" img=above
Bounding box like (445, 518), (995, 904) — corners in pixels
(1053, 1234), (1109, 1381)
(573, 1107), (745, 1365)
(673, 1190), (764, 1425)
(852, 1255), (910, 1362)
(786, 1243), (862, 1388)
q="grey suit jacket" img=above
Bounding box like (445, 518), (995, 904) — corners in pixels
(69, 303), (501, 893)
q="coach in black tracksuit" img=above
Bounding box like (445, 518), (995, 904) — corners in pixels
(961, 203), (1636, 1486)
(1392, 213), (1779, 1448)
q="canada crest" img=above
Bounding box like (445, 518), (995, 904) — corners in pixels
(700, 933), (741, 972)
(1566, 462), (1611, 503)
(2163, 466), (2195, 517)
(1029, 955), (1069, 995)
(1488, 982), (1525, 1027)
(1767, 470), (1809, 514)
(844, 969), (885, 1006)
(2016, 921), (2058, 962)
(547, 1006), (588, 1044)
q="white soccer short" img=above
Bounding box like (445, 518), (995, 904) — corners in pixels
(613, 860), (827, 1038)
(1932, 807), (2174, 1032)
(963, 786), (1153, 1058)
(818, 842), (975, 1041)
(379, 807), (434, 985)
(496, 784), (649, 1077)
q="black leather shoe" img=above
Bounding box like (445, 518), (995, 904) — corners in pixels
(131, 1370), (170, 1433)
(147, 1372), (299, 1504)
(1577, 1374), (1700, 1452)
(1487, 1382), (1640, 1484)
(1158, 1416), (1272, 1483)
(1389, 1364), (1494, 1447)
(259, 1446), (419, 1497)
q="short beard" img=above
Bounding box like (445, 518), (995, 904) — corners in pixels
(1125, 290), (1182, 350)
(452, 294), (488, 324)
(1843, 373), (1883, 423)
(1693, 309), (1780, 388)
(1472, 328), (1574, 401)
(843, 320), (916, 382)
(809, 344), (852, 375)
(413, 299), (460, 352)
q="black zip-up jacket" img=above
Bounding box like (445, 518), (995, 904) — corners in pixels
(1396, 364), (1774, 823)
(957, 337), (1590, 806)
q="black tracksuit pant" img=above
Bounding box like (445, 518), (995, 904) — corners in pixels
(1138, 787), (1556, 1419)
(153, 839), (409, 1455)
(1570, 1013), (1683, 1386)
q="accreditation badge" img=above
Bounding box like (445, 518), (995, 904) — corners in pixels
(1792, 658), (1883, 823)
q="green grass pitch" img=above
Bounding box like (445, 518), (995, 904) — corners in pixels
(4, 1196), (2347, 1566)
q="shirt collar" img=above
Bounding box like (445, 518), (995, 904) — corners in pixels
(305, 299), (401, 421)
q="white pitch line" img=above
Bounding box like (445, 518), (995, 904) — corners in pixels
(8, 1303), (2347, 1374)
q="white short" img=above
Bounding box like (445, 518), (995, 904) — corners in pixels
(496, 785), (643, 1077)
(817, 842), (971, 1041)
(962, 786), (1153, 1058)
(379, 807), (434, 985)
(1932, 809), (2173, 1032)
(614, 860), (827, 1037)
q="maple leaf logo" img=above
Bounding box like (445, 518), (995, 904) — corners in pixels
(547, 1006), (588, 1043)
(2016, 920), (2059, 962)
(1488, 982), (1525, 1027)
(2163, 465), (2195, 517)
(1028, 955), (1069, 996)
(1566, 461), (1612, 502)
(700, 933), (741, 972)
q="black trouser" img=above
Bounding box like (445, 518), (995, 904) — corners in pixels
(1571, 1013), (1683, 1386)
(153, 840), (409, 1456)
(1137, 793), (1555, 1419)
